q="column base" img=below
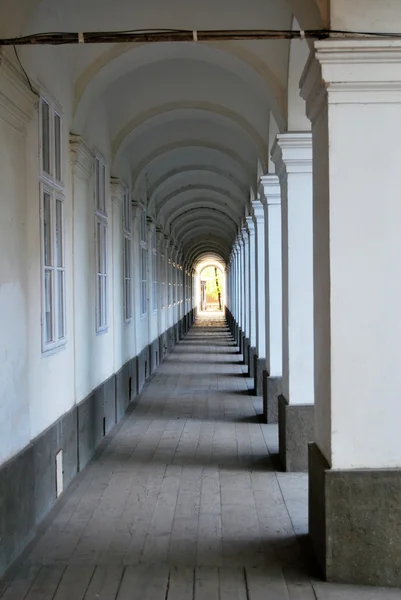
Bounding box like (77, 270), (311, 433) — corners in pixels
(309, 443), (401, 587)
(278, 395), (314, 472)
(243, 337), (250, 369)
(254, 355), (264, 396)
(262, 370), (282, 423)
(248, 346), (256, 380)
(240, 331), (245, 357)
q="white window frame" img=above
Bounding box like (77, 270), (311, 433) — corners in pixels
(168, 259), (172, 308)
(152, 232), (157, 313)
(140, 211), (148, 317)
(94, 152), (108, 333)
(123, 189), (132, 323)
(161, 252), (166, 311)
(39, 94), (66, 354)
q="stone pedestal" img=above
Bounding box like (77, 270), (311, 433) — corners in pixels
(309, 443), (401, 587)
(243, 337), (250, 370)
(262, 370), (282, 424)
(278, 396), (314, 471)
(248, 346), (256, 381)
(254, 355), (264, 396)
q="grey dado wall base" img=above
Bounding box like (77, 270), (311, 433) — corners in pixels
(262, 371), (282, 424)
(241, 332), (246, 361)
(309, 443), (401, 587)
(0, 312), (192, 578)
(248, 346), (256, 382)
(254, 355), (264, 397)
(278, 395), (314, 472)
(243, 337), (250, 371)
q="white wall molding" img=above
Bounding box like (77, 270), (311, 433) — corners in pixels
(69, 134), (94, 181)
(259, 175), (281, 206)
(271, 133), (312, 176)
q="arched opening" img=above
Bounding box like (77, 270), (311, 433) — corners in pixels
(199, 265), (224, 312)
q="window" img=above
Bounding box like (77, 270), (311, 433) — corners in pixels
(168, 259), (172, 307)
(173, 263), (177, 305)
(123, 190), (132, 322)
(141, 247), (147, 316)
(95, 157), (107, 215)
(152, 232), (157, 312)
(161, 252), (166, 310)
(94, 153), (108, 332)
(40, 95), (65, 353)
(140, 211), (147, 316)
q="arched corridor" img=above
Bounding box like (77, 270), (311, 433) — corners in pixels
(3, 313), (396, 599)
(3, 0), (401, 594)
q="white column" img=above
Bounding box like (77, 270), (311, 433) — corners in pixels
(301, 39), (401, 470)
(242, 227), (250, 343)
(272, 133), (314, 406)
(252, 199), (266, 360)
(300, 38), (401, 586)
(238, 235), (244, 333)
(260, 176), (282, 379)
(234, 244), (239, 323)
(246, 217), (256, 349)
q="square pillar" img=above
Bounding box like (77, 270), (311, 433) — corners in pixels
(272, 133), (314, 472)
(246, 217), (257, 379)
(252, 199), (266, 396)
(259, 176), (282, 423)
(301, 39), (401, 587)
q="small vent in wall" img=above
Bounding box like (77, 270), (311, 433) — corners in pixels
(145, 361), (148, 379)
(55, 450), (63, 498)
(156, 351), (159, 366)
(103, 417), (106, 437)
(128, 376), (132, 400)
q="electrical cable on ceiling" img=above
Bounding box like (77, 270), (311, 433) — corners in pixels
(1, 28), (401, 46)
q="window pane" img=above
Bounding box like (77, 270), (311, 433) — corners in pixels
(97, 274), (102, 328)
(102, 275), (108, 326)
(57, 270), (65, 339)
(41, 99), (50, 174)
(44, 269), (53, 343)
(54, 113), (61, 181)
(124, 193), (130, 231)
(102, 224), (107, 274)
(55, 198), (63, 267)
(43, 191), (52, 266)
(95, 158), (100, 210)
(100, 163), (106, 213)
(124, 237), (131, 275)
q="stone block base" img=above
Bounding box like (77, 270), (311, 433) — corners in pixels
(239, 329), (244, 355)
(278, 395), (314, 472)
(254, 356), (264, 396)
(248, 346), (256, 380)
(262, 371), (282, 424)
(309, 443), (401, 587)
(243, 337), (250, 369)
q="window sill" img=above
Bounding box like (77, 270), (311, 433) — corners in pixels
(41, 340), (67, 358)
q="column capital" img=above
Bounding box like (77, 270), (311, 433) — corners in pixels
(301, 40), (401, 123)
(251, 199), (264, 224)
(259, 174), (281, 207)
(70, 134), (94, 180)
(271, 132), (312, 177)
(245, 215), (255, 235)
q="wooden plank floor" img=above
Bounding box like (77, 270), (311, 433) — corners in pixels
(1, 314), (400, 599)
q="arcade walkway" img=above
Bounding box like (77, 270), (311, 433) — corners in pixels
(0, 314), (398, 599)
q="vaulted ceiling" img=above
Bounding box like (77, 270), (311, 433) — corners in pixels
(0, 0), (325, 266)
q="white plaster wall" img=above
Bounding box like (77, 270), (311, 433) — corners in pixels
(329, 101), (401, 469)
(0, 118), (30, 463)
(331, 0), (401, 32)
